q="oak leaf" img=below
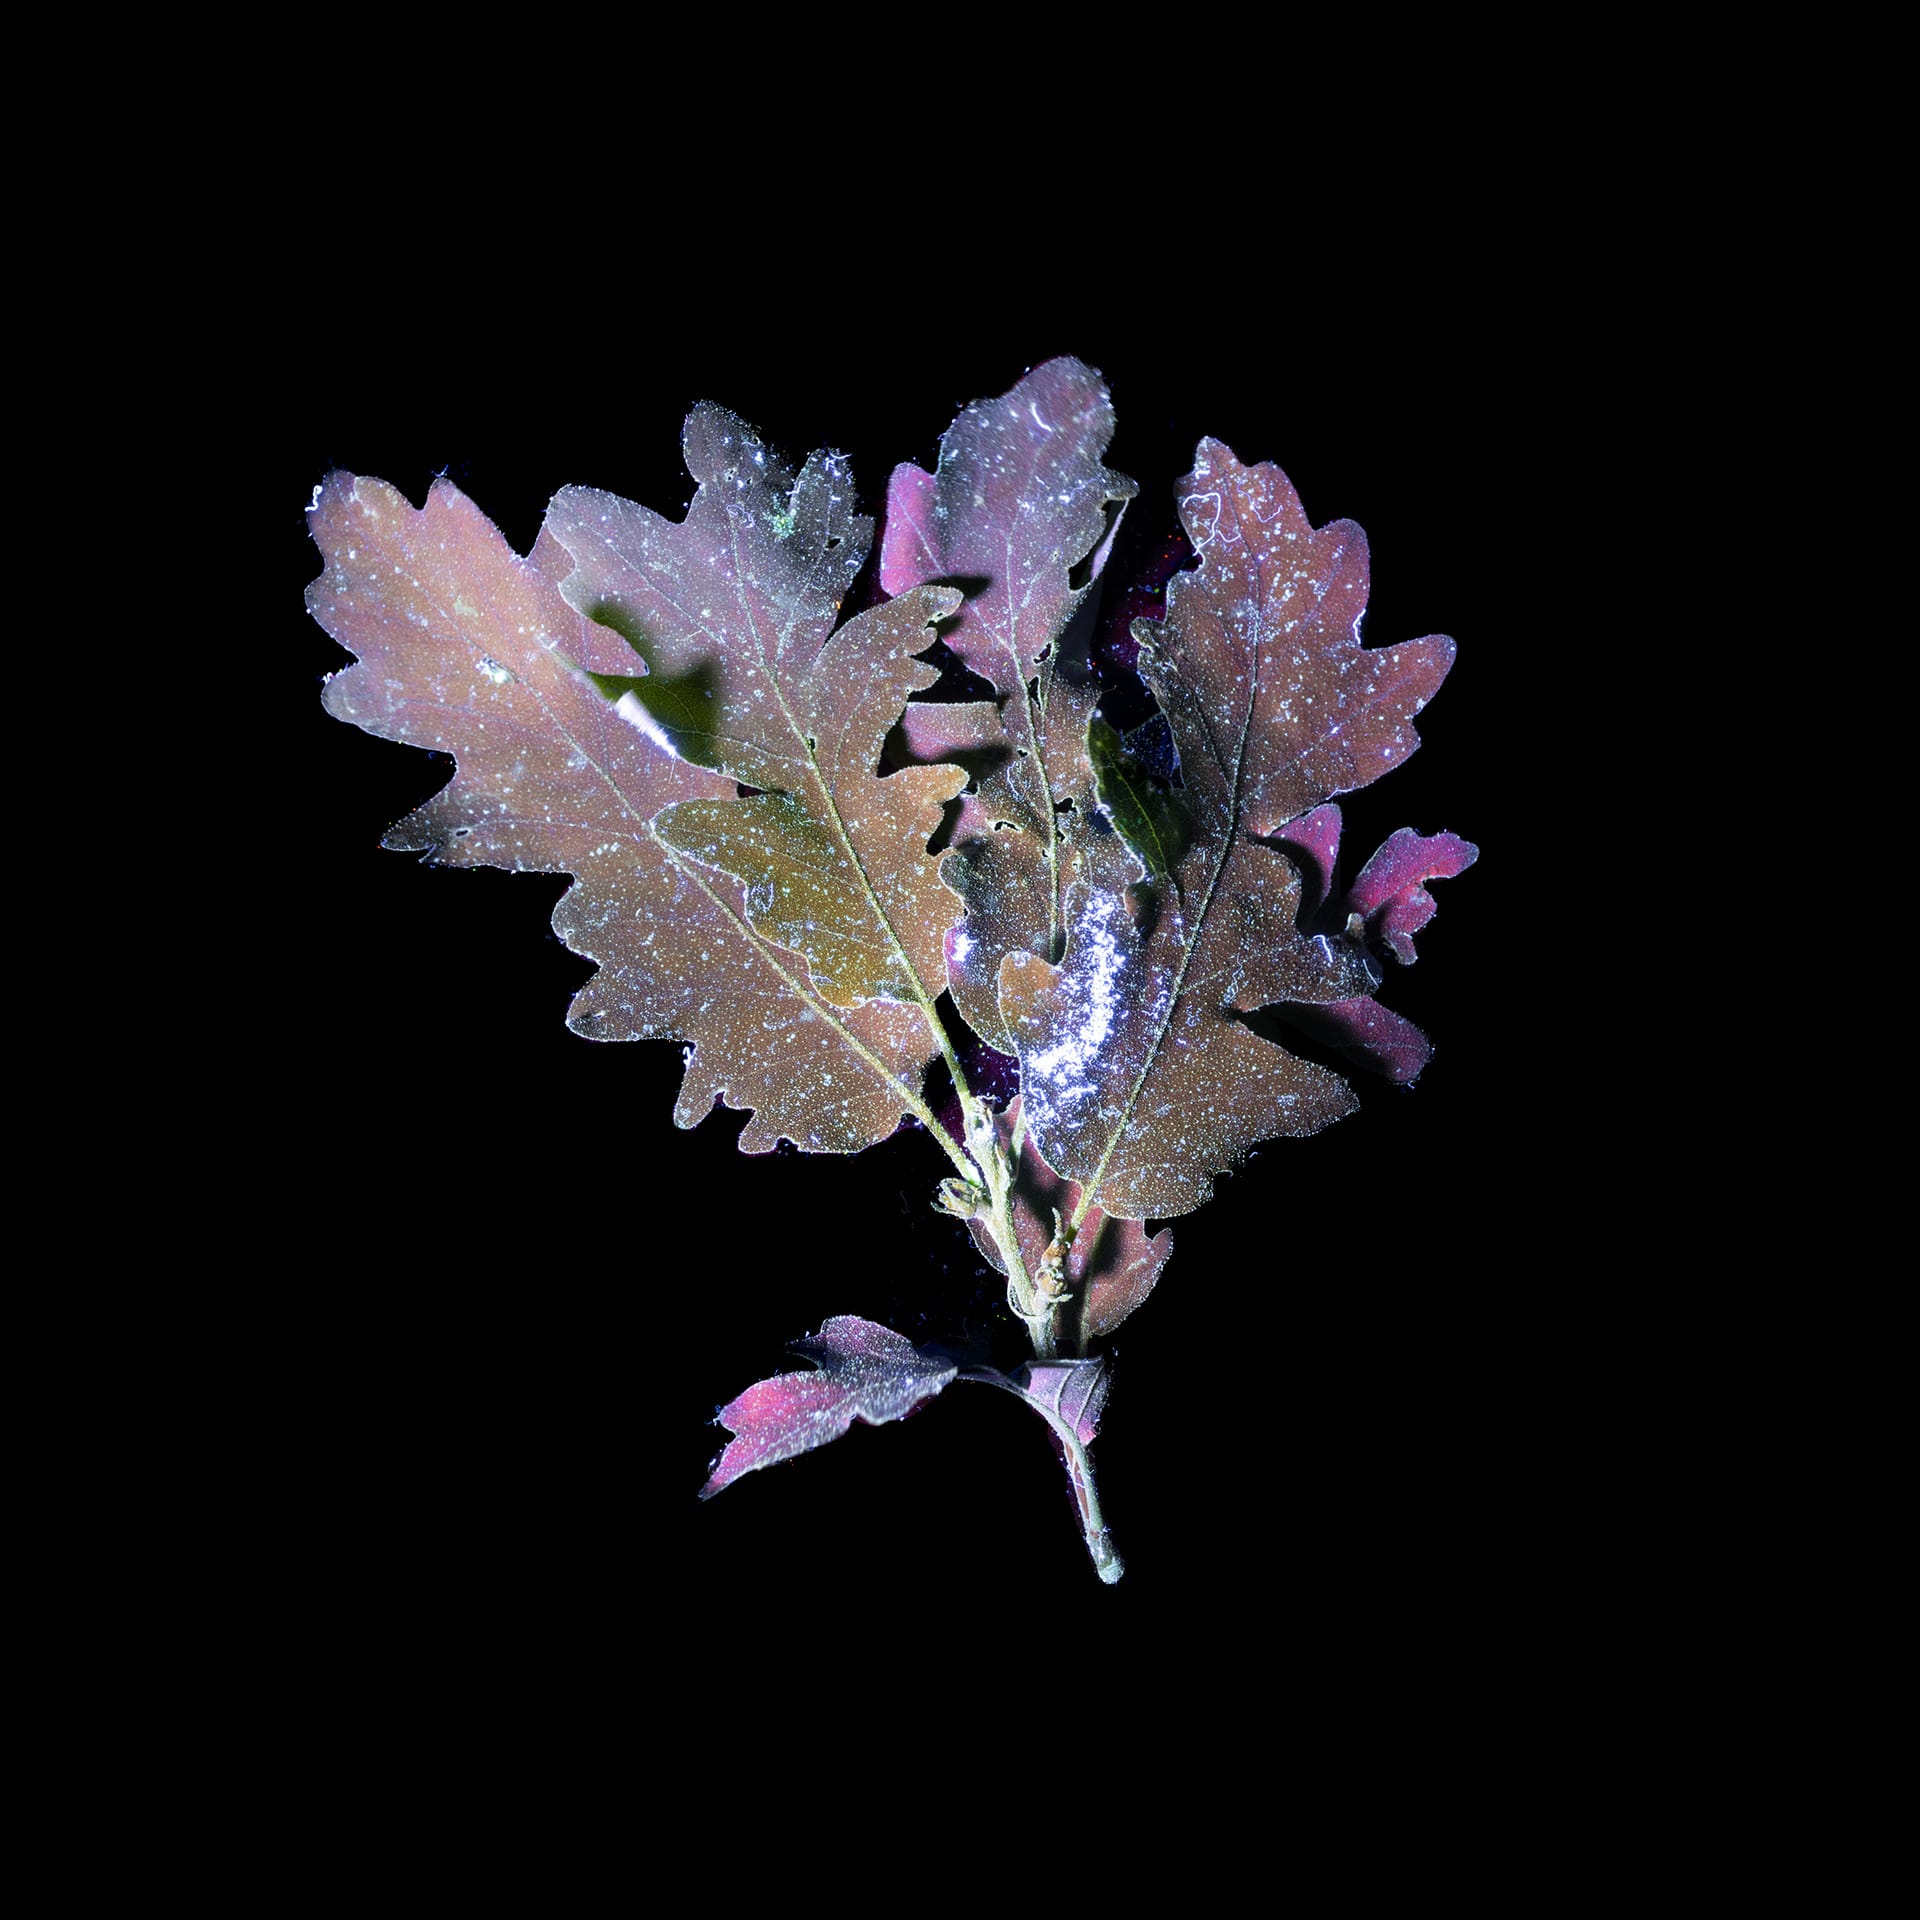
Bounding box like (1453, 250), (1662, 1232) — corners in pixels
(307, 448), (960, 1155)
(998, 439), (1456, 1219)
(546, 407), (966, 1017)
(1344, 825), (1479, 965)
(1014, 1358), (1111, 1447)
(880, 358), (1136, 1051)
(1270, 806), (1478, 1083)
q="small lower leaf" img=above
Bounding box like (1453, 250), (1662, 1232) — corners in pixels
(700, 1317), (958, 1498)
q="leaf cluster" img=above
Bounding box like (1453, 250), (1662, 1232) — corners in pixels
(309, 360), (1465, 1248)
(305, 358), (1475, 1564)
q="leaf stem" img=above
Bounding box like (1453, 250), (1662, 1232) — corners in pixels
(1054, 1416), (1123, 1584)
(959, 1368), (1123, 1584)
(964, 1112), (1061, 1359)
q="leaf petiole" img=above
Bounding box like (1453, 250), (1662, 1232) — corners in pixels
(958, 1364), (1122, 1583)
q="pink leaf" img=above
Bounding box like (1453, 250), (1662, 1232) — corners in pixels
(1273, 803), (1344, 924)
(880, 357), (1136, 687)
(1272, 996), (1435, 1086)
(701, 1317), (959, 1499)
(1156, 442), (1455, 839)
(889, 700), (1011, 784)
(1000, 440), (1465, 1214)
(1343, 827), (1478, 964)
(881, 360), (1137, 1053)
(1016, 1358), (1110, 1446)
(306, 469), (949, 1156)
(998, 437), (1449, 1219)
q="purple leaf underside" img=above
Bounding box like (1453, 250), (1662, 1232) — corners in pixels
(1345, 825), (1479, 964)
(1269, 809), (1477, 1082)
(701, 1316), (959, 1498)
(1273, 804), (1344, 925)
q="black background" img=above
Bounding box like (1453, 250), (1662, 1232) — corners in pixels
(251, 241), (1589, 1712)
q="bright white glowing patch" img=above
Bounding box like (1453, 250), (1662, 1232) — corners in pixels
(614, 689), (680, 760)
(950, 930), (974, 965)
(475, 655), (513, 686)
(1027, 902), (1125, 1106)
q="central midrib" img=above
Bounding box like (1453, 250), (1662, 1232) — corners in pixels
(723, 513), (972, 1119)
(1070, 518), (1267, 1227)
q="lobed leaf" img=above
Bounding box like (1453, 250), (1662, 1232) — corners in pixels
(701, 1317), (959, 1498)
(1157, 442), (1455, 836)
(546, 408), (966, 1016)
(880, 359), (1137, 1050)
(880, 356), (1135, 709)
(307, 466), (954, 1154)
(1266, 808), (1477, 1082)
(998, 440), (1457, 1219)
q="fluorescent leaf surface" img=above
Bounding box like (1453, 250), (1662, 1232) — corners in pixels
(880, 357), (1134, 704)
(1273, 997), (1436, 1086)
(1273, 803), (1344, 924)
(546, 408), (966, 1015)
(1156, 440), (1455, 835)
(1016, 1358), (1110, 1446)
(1267, 810), (1477, 1083)
(965, 1100), (1171, 1338)
(646, 589), (965, 1008)
(998, 440), (1456, 1219)
(701, 1317), (959, 1498)
(1344, 826), (1479, 964)
(307, 472), (948, 1154)
(881, 359), (1137, 1050)
(304, 366), (1477, 1590)
(889, 700), (1008, 785)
